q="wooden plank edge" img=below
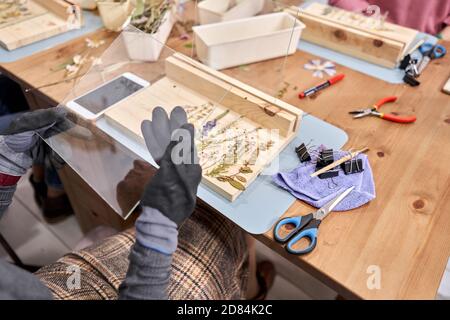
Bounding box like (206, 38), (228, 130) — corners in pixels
(165, 55), (297, 136)
(172, 52), (304, 132)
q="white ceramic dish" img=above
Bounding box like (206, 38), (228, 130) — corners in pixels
(193, 12), (305, 70)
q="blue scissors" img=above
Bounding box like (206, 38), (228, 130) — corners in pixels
(417, 43), (446, 75)
(274, 186), (355, 255)
(419, 43), (447, 60)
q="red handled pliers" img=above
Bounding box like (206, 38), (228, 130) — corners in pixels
(349, 96), (417, 124)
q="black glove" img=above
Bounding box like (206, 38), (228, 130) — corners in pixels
(0, 108), (75, 176)
(140, 122), (202, 227)
(0, 107), (73, 153)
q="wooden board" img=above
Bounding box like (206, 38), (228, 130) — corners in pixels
(303, 2), (418, 45)
(288, 2), (418, 68)
(0, 0), (82, 51)
(0, 0), (47, 28)
(104, 54), (302, 202)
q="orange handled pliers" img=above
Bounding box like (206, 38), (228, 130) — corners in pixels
(349, 96), (417, 124)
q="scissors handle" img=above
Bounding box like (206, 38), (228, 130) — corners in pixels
(274, 213), (314, 243)
(420, 43), (447, 59)
(286, 219), (321, 255)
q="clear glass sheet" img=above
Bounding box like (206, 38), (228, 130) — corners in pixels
(41, 0), (304, 219)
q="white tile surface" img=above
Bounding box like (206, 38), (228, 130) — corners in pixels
(267, 275), (311, 300)
(256, 239), (337, 300)
(0, 199), (70, 266)
(14, 176), (84, 250)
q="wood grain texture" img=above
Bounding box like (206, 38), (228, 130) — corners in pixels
(302, 2), (418, 44)
(34, 0), (75, 20)
(0, 0), (81, 51)
(0, 0), (47, 29)
(289, 2), (418, 68)
(1, 27), (449, 300)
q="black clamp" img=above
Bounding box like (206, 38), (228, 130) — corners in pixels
(341, 159), (364, 175)
(295, 143), (311, 163)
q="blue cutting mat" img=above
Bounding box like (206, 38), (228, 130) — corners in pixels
(97, 114), (348, 234)
(0, 11), (103, 63)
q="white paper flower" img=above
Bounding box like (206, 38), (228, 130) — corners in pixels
(65, 64), (79, 75)
(85, 38), (106, 48)
(304, 59), (337, 78)
(72, 54), (83, 65)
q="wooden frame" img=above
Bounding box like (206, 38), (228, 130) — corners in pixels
(0, 0), (82, 51)
(286, 3), (418, 68)
(104, 53), (303, 201)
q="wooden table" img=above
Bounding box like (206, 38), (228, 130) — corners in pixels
(1, 28), (449, 300)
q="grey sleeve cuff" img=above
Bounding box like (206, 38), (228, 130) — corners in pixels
(118, 241), (173, 300)
(0, 184), (16, 219)
(135, 206), (178, 255)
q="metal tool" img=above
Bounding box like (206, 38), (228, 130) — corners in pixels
(274, 186), (355, 255)
(417, 43), (447, 75)
(349, 96), (417, 124)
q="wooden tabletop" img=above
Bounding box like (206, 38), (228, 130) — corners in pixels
(1, 28), (449, 300)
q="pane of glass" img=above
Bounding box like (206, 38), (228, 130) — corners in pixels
(40, 0), (304, 219)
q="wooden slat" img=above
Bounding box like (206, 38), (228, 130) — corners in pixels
(34, 0), (75, 20)
(303, 2), (418, 45)
(165, 55), (299, 136)
(286, 2), (418, 68)
(298, 13), (403, 68)
(174, 52), (304, 131)
(0, 0), (81, 51)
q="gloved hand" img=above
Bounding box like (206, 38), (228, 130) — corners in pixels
(141, 106), (189, 165)
(140, 107), (202, 227)
(0, 108), (72, 176)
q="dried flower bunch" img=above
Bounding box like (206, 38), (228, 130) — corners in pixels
(185, 103), (276, 191)
(51, 38), (105, 78)
(131, 0), (173, 34)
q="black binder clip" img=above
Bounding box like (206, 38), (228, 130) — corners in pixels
(295, 143), (311, 163)
(316, 149), (334, 169)
(318, 170), (339, 180)
(341, 159), (364, 175)
(399, 54), (411, 70)
(403, 74), (421, 87)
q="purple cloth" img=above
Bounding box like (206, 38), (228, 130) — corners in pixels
(273, 151), (375, 211)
